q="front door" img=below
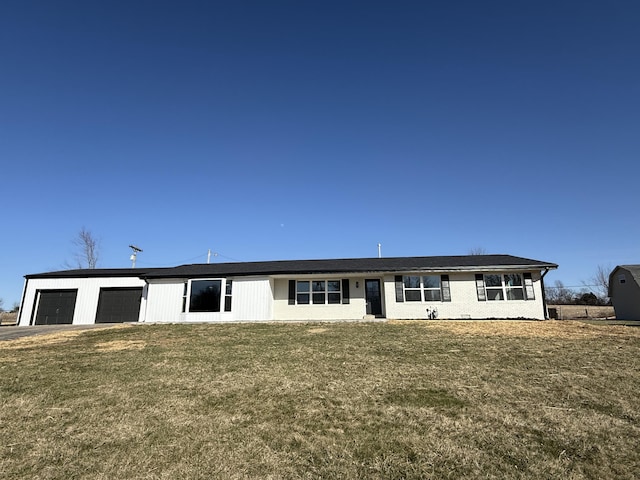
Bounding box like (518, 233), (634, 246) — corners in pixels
(365, 279), (383, 317)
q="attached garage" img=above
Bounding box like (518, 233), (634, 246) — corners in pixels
(17, 269), (151, 327)
(34, 289), (78, 325)
(95, 287), (143, 323)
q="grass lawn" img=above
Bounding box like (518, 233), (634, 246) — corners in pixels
(1, 321), (639, 479)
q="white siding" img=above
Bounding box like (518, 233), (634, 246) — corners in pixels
(18, 276), (146, 326)
(232, 277), (273, 321)
(144, 280), (184, 323)
(145, 276), (274, 323)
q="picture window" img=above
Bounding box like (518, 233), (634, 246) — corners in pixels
(187, 279), (232, 312)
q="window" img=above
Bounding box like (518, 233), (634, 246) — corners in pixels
(504, 274), (524, 300)
(296, 281), (310, 304)
(188, 279), (232, 312)
(182, 282), (188, 313)
(484, 274), (503, 301)
(224, 280), (233, 312)
(190, 280), (221, 312)
(292, 280), (344, 305)
(403, 276), (422, 301)
(399, 275), (448, 302)
(327, 280), (341, 304)
(476, 273), (532, 301)
(312, 280), (325, 304)
(423, 275), (442, 301)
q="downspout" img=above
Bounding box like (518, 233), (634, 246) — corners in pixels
(540, 268), (551, 320)
(140, 278), (149, 323)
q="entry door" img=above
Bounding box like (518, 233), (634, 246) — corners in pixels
(365, 279), (383, 317)
(34, 290), (77, 325)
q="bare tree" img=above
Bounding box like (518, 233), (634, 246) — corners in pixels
(69, 227), (100, 269)
(468, 247), (488, 255)
(0, 297), (4, 312)
(545, 280), (575, 305)
(585, 264), (611, 303)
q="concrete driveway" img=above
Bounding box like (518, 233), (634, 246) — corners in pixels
(0, 324), (127, 342)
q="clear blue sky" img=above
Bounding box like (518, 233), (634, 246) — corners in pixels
(1, 1), (638, 307)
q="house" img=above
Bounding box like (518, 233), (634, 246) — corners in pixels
(16, 254), (557, 326)
(608, 265), (640, 320)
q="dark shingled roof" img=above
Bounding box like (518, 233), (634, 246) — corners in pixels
(25, 255), (557, 280)
(25, 268), (164, 279)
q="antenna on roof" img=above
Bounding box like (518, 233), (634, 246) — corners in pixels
(206, 249), (219, 264)
(378, 243), (382, 258)
(129, 245), (143, 268)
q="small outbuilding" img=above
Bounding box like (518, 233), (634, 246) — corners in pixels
(608, 265), (640, 320)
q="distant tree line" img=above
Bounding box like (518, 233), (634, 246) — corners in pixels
(544, 265), (612, 306)
(0, 298), (20, 313)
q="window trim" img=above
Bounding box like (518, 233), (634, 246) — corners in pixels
(397, 274), (450, 302)
(224, 280), (233, 312)
(186, 278), (232, 313)
(476, 273), (533, 301)
(291, 279), (348, 305)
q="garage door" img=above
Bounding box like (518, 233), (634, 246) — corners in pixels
(95, 288), (142, 323)
(35, 290), (78, 325)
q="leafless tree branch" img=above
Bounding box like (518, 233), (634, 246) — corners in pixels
(69, 227), (100, 269)
(586, 264), (611, 301)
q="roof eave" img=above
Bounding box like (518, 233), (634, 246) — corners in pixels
(144, 263), (559, 280)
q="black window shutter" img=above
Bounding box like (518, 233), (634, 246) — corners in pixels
(288, 280), (296, 305)
(395, 275), (404, 302)
(441, 275), (451, 302)
(475, 274), (486, 301)
(523, 272), (535, 300)
(342, 279), (350, 304)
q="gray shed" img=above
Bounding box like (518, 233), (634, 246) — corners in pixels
(608, 265), (640, 320)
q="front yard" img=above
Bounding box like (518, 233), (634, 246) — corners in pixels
(1, 321), (638, 479)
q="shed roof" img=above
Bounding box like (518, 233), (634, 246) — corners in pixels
(618, 265), (640, 281)
(609, 265), (640, 296)
(25, 254), (557, 280)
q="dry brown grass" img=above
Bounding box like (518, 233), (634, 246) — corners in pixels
(392, 319), (631, 339)
(548, 304), (615, 320)
(1, 321), (639, 479)
(0, 311), (18, 325)
(0, 324), (131, 350)
(95, 340), (147, 352)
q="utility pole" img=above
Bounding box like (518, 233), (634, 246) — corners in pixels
(129, 245), (143, 268)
